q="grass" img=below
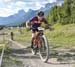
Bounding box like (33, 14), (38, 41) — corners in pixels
(2, 55), (24, 67)
(14, 28), (32, 45)
(44, 23), (75, 49)
(8, 24), (75, 49)
(0, 41), (24, 67)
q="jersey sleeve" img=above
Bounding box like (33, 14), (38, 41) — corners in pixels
(29, 17), (38, 23)
(29, 18), (34, 23)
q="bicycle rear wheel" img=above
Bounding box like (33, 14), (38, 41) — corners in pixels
(39, 35), (49, 63)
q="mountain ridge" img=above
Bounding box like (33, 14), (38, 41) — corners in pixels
(0, 1), (64, 26)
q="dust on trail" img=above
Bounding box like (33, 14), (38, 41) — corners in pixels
(4, 40), (75, 67)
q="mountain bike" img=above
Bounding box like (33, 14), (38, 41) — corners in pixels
(31, 27), (49, 63)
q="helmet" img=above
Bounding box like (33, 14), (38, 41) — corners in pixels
(37, 11), (44, 17)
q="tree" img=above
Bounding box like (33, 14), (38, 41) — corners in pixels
(47, 0), (75, 25)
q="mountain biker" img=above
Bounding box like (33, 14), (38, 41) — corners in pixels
(28, 11), (49, 48)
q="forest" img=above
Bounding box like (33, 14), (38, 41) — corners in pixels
(47, 0), (75, 25)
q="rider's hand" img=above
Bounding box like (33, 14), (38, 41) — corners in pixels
(45, 24), (54, 30)
(45, 24), (49, 29)
(26, 21), (31, 31)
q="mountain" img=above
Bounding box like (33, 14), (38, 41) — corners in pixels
(0, 2), (63, 27)
(0, 10), (26, 26)
(6, 9), (37, 26)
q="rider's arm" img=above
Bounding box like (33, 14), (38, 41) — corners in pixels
(43, 18), (54, 30)
(43, 18), (49, 25)
(43, 18), (50, 29)
(26, 17), (37, 28)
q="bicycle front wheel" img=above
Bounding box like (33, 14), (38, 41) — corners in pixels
(39, 35), (49, 63)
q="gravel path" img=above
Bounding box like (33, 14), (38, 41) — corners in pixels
(7, 40), (75, 67)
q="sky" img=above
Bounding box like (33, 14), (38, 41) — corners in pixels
(0, 0), (63, 17)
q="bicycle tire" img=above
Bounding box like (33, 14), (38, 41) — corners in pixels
(39, 35), (49, 63)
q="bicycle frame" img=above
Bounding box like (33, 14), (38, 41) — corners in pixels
(34, 27), (44, 47)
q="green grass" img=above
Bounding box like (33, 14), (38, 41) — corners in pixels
(2, 55), (24, 67)
(14, 28), (31, 45)
(45, 23), (75, 49)
(10, 24), (75, 49)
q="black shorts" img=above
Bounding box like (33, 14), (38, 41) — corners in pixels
(31, 28), (38, 33)
(31, 23), (41, 33)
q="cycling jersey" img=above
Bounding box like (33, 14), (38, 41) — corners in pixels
(29, 16), (48, 32)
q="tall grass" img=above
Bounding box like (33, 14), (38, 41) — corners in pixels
(11, 24), (75, 49)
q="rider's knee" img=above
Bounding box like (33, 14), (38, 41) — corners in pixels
(32, 33), (36, 38)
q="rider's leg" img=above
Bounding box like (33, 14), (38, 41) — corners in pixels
(31, 27), (38, 48)
(31, 32), (36, 48)
(32, 32), (40, 48)
(32, 33), (36, 42)
(31, 28), (39, 48)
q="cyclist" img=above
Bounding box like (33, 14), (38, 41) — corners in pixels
(28, 11), (49, 48)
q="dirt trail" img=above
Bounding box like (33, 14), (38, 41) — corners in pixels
(6, 40), (75, 67)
